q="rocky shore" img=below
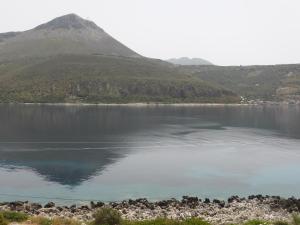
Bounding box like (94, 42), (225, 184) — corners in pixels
(1, 196), (300, 224)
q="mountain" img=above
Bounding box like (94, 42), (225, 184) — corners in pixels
(180, 64), (300, 101)
(0, 14), (238, 103)
(167, 57), (213, 66)
(0, 55), (238, 103)
(0, 32), (21, 42)
(0, 14), (140, 60)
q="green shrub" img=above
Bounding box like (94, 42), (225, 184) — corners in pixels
(292, 214), (300, 225)
(93, 208), (122, 225)
(1, 211), (28, 222)
(273, 221), (289, 225)
(0, 214), (8, 225)
(244, 220), (269, 225)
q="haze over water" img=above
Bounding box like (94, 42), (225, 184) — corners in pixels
(0, 104), (299, 204)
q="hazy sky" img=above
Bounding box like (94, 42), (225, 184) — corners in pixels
(1, 0), (300, 65)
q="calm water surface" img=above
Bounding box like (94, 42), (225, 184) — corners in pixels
(0, 104), (300, 204)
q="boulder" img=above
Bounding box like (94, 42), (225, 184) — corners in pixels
(30, 203), (43, 211)
(44, 202), (55, 208)
(91, 201), (104, 209)
(204, 198), (210, 204)
(228, 196), (240, 203)
(182, 196), (200, 208)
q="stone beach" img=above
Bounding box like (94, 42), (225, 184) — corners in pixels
(1, 196), (300, 224)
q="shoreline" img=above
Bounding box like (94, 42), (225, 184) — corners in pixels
(0, 102), (299, 107)
(1, 195), (300, 224)
(1, 102), (247, 106)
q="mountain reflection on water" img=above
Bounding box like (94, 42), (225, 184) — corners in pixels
(0, 104), (299, 202)
(0, 147), (128, 186)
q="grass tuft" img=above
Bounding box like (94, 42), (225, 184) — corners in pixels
(292, 214), (300, 225)
(52, 217), (82, 225)
(0, 211), (28, 223)
(244, 219), (269, 225)
(29, 217), (53, 225)
(0, 214), (8, 225)
(93, 208), (122, 225)
(29, 217), (81, 225)
(273, 221), (289, 225)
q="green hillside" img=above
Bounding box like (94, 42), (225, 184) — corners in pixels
(181, 64), (300, 101)
(0, 55), (238, 103)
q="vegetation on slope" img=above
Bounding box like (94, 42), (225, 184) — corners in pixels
(181, 64), (300, 101)
(0, 55), (238, 103)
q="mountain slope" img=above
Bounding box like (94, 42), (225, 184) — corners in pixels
(0, 14), (239, 103)
(167, 57), (213, 66)
(0, 55), (238, 103)
(0, 32), (21, 42)
(181, 64), (300, 101)
(0, 14), (140, 61)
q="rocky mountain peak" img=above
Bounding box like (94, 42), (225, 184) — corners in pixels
(0, 13), (140, 60)
(34, 13), (102, 31)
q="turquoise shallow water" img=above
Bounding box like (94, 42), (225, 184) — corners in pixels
(0, 104), (299, 204)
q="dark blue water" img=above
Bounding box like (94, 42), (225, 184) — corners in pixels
(0, 104), (299, 204)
